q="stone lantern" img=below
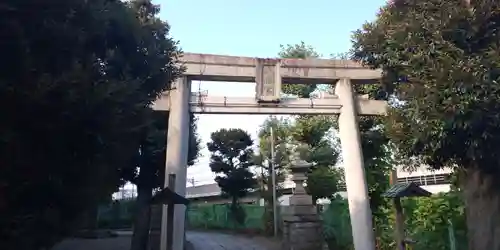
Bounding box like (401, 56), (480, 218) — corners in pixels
(289, 151), (314, 207)
(281, 151), (324, 250)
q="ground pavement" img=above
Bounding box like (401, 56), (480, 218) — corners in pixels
(187, 231), (279, 250)
(51, 231), (279, 250)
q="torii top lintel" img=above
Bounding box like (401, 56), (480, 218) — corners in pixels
(180, 53), (382, 85)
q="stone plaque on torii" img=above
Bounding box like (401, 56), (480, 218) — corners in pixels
(153, 53), (386, 250)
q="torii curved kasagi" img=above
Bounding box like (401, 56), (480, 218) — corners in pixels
(153, 52), (386, 250)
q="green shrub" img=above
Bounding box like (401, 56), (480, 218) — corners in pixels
(185, 193), (467, 250)
(322, 196), (353, 250)
(403, 192), (467, 250)
(322, 192), (467, 250)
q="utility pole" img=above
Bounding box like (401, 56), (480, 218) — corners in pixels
(270, 123), (278, 237)
(188, 178), (196, 187)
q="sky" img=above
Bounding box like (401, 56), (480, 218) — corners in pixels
(157, 0), (388, 186)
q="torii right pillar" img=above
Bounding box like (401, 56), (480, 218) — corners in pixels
(336, 78), (377, 250)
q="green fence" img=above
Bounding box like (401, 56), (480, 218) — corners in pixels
(97, 199), (135, 229)
(186, 204), (265, 231)
(185, 197), (466, 250)
(97, 194), (466, 250)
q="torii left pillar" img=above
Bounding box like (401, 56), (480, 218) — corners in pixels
(160, 77), (191, 250)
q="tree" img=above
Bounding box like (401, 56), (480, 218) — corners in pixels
(279, 42), (391, 223)
(254, 117), (292, 234)
(288, 116), (341, 204)
(327, 51), (392, 216)
(127, 112), (200, 250)
(350, 115), (392, 229)
(0, 0), (183, 248)
(278, 43), (342, 204)
(330, 53), (392, 236)
(115, 0), (200, 250)
(255, 117), (292, 200)
(278, 42), (321, 97)
(207, 128), (257, 223)
(305, 166), (342, 204)
(351, 1), (500, 249)
(402, 192), (467, 250)
(291, 116), (341, 204)
(113, 1), (201, 249)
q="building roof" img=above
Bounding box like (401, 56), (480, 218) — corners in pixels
(383, 182), (432, 198)
(186, 183), (221, 198)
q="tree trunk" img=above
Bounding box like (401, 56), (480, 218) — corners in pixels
(81, 206), (99, 230)
(130, 183), (153, 250)
(130, 166), (154, 250)
(231, 196), (238, 210)
(463, 167), (500, 250)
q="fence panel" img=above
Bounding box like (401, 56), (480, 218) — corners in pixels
(186, 204), (265, 230)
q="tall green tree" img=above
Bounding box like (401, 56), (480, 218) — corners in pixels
(279, 41), (320, 97)
(126, 112), (200, 250)
(358, 118), (391, 218)
(279, 42), (391, 214)
(291, 116), (341, 204)
(112, 1), (201, 249)
(329, 54), (392, 236)
(0, 0), (183, 248)
(279, 44), (341, 204)
(327, 52), (392, 217)
(254, 116), (292, 234)
(207, 128), (257, 223)
(351, 1), (499, 249)
(305, 166), (342, 204)
(255, 117), (292, 200)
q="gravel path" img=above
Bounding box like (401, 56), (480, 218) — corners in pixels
(51, 236), (131, 250)
(51, 231), (280, 250)
(187, 231), (279, 250)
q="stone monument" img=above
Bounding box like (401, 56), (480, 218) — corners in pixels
(281, 151), (324, 250)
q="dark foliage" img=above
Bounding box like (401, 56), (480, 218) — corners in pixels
(351, 1), (500, 249)
(0, 0), (183, 248)
(207, 128), (257, 223)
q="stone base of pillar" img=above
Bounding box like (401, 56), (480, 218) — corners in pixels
(281, 205), (324, 250)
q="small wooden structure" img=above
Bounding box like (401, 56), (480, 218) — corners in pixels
(150, 187), (190, 206)
(149, 174), (189, 250)
(383, 181), (431, 250)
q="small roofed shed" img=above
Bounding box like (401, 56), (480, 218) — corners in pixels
(148, 186), (189, 250)
(383, 182), (432, 198)
(150, 187), (190, 205)
(383, 182), (431, 250)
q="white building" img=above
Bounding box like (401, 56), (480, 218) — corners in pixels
(396, 165), (453, 193)
(276, 165), (453, 205)
(178, 165), (455, 206)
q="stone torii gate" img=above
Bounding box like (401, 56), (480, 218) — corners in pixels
(153, 53), (386, 250)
